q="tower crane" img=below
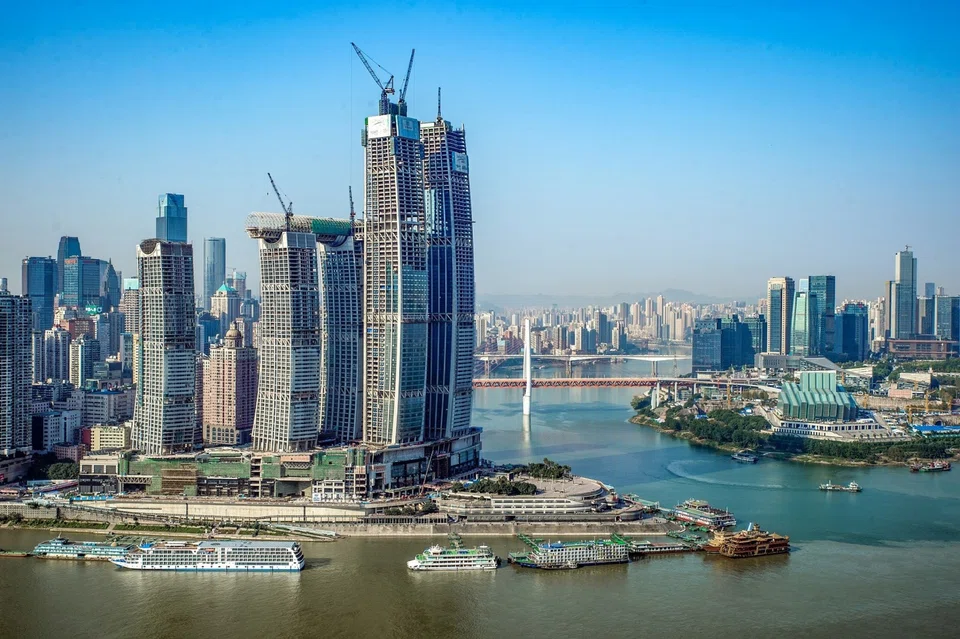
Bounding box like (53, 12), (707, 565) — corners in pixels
(397, 49), (415, 116)
(348, 186), (356, 222)
(351, 42), (395, 116)
(267, 172), (293, 231)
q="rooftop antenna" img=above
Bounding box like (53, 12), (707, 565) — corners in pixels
(437, 86), (442, 120)
(267, 172), (293, 231)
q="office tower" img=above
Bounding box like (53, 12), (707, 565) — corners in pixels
(30, 331), (44, 382)
(692, 320), (722, 372)
(249, 229), (321, 452)
(934, 295), (960, 341)
(918, 297), (935, 336)
(203, 327), (258, 446)
(100, 261), (121, 310)
(361, 100), (428, 446)
(118, 332), (134, 376)
(925, 282), (936, 298)
(791, 292), (817, 357)
(131, 240), (197, 455)
(156, 194), (188, 243)
(421, 108), (475, 442)
(839, 303), (869, 361)
(203, 238), (226, 311)
(210, 283), (241, 338)
(225, 270), (247, 300)
(94, 311), (123, 359)
(56, 236), (81, 298)
(808, 275), (836, 355)
(743, 315), (767, 357)
(118, 287), (139, 335)
(766, 277), (795, 354)
(889, 247), (917, 339)
(195, 312), (218, 354)
(21, 257), (57, 331)
(594, 310), (611, 345)
(317, 226), (363, 443)
(43, 327), (71, 382)
(0, 281), (32, 453)
(68, 335), (100, 387)
(62, 256), (103, 309)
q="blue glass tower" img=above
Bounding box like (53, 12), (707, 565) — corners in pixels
(21, 256), (57, 331)
(156, 194), (188, 243)
(56, 236), (81, 298)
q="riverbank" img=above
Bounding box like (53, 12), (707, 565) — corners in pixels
(627, 414), (931, 468)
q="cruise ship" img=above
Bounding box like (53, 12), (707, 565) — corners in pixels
(672, 499), (737, 529)
(407, 535), (500, 571)
(110, 540), (305, 572)
(33, 537), (133, 561)
(508, 534), (629, 569)
(703, 523), (790, 558)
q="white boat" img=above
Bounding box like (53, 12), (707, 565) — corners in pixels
(110, 540), (305, 572)
(407, 542), (500, 571)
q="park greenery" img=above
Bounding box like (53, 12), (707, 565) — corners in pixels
(451, 477), (538, 496)
(27, 452), (80, 481)
(657, 408), (768, 449)
(521, 458), (572, 480)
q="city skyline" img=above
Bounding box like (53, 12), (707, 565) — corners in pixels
(3, 3), (958, 300)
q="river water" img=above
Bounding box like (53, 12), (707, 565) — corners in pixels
(3, 359), (960, 638)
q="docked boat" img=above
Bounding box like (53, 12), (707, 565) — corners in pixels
(110, 540), (305, 572)
(672, 499), (736, 529)
(507, 533), (629, 569)
(703, 523), (790, 558)
(910, 460), (952, 473)
(627, 540), (691, 556)
(33, 537), (133, 561)
(731, 450), (759, 464)
(407, 534), (500, 571)
(819, 481), (862, 492)
(0, 549), (31, 558)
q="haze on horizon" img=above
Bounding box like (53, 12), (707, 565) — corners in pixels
(2, 1), (957, 303)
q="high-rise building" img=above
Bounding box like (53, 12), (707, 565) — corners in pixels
(839, 303), (870, 362)
(118, 287), (139, 335)
(203, 328), (258, 446)
(203, 238), (226, 311)
(210, 284), (241, 339)
(131, 240), (196, 455)
(791, 291), (818, 357)
(361, 103), (428, 446)
(807, 275), (836, 355)
(30, 331), (44, 383)
(225, 270), (247, 300)
(317, 223), (363, 443)
(100, 261), (121, 310)
(21, 257), (57, 331)
(421, 108), (475, 442)
(68, 335), (100, 387)
(56, 236), (81, 299)
(766, 277), (795, 354)
(925, 282), (936, 298)
(0, 281), (33, 454)
(743, 315), (767, 357)
(249, 228), (321, 452)
(934, 295), (960, 342)
(43, 327), (71, 382)
(93, 311), (123, 360)
(918, 297), (935, 336)
(156, 194), (188, 243)
(62, 256), (104, 309)
(889, 247), (917, 339)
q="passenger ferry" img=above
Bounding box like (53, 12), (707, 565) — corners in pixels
(672, 499), (737, 529)
(731, 450), (759, 464)
(407, 535), (500, 571)
(819, 481), (862, 492)
(508, 534), (629, 569)
(110, 540), (305, 572)
(33, 537), (133, 561)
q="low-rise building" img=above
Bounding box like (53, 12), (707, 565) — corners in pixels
(90, 424), (131, 452)
(53, 443), (87, 463)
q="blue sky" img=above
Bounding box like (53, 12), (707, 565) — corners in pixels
(2, 1), (958, 302)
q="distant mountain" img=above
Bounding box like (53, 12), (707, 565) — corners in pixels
(476, 289), (752, 311)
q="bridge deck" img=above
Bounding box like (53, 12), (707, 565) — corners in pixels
(472, 378), (773, 389)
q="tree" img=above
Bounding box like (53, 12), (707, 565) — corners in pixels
(47, 462), (79, 480)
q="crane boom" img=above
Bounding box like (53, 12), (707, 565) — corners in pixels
(399, 49), (416, 104)
(267, 172), (293, 231)
(348, 186), (356, 221)
(351, 42), (388, 91)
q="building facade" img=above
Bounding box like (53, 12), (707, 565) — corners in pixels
(807, 275), (835, 355)
(156, 194), (188, 243)
(0, 284), (33, 454)
(361, 110), (428, 446)
(203, 328), (258, 446)
(22, 256), (57, 331)
(421, 113), (475, 441)
(791, 291), (817, 357)
(43, 327), (72, 382)
(934, 295), (960, 342)
(250, 230), (321, 452)
(68, 335), (100, 387)
(766, 277), (795, 354)
(62, 256), (104, 309)
(203, 237), (226, 311)
(890, 248), (917, 339)
(131, 240), (197, 455)
(56, 236), (81, 299)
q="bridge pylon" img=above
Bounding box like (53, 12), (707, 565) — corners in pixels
(522, 319), (532, 415)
